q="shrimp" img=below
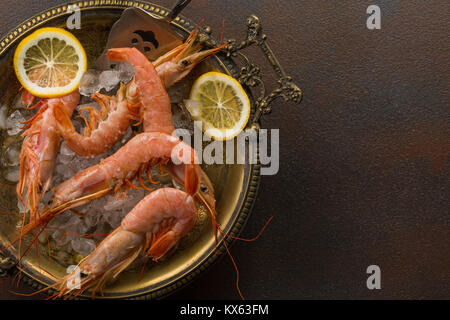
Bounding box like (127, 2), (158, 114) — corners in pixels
(52, 81), (139, 157)
(47, 188), (197, 298)
(16, 132), (212, 243)
(108, 32), (226, 134)
(108, 47), (174, 135)
(17, 90), (80, 214)
(107, 47), (217, 218)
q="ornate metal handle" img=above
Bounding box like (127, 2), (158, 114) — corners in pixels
(165, 0), (192, 22)
(223, 15), (303, 125)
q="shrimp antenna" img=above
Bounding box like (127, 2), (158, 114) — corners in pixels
(193, 18), (205, 34)
(214, 216), (274, 300)
(219, 216), (273, 243)
(220, 17), (225, 44)
(9, 280), (57, 297)
(216, 227), (244, 300)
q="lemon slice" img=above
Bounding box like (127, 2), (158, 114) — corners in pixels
(14, 27), (87, 98)
(188, 72), (250, 140)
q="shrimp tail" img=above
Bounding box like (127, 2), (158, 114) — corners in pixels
(50, 268), (96, 299)
(52, 247), (143, 299)
(52, 228), (145, 298)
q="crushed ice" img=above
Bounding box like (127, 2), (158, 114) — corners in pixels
(6, 110), (26, 136)
(79, 62), (134, 97)
(0, 105), (7, 130)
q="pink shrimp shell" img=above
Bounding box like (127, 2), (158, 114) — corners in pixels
(121, 188), (197, 236)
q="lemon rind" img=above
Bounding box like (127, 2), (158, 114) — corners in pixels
(189, 71), (251, 141)
(14, 27), (87, 98)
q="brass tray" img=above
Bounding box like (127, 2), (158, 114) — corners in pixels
(0, 1), (301, 299)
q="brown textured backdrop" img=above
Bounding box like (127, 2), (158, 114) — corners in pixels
(0, 0), (449, 299)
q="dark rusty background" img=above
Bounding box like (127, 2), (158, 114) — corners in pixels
(0, 0), (449, 299)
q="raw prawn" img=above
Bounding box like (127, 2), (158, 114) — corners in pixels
(45, 188), (197, 298)
(108, 47), (173, 134)
(17, 90), (80, 214)
(53, 81), (138, 157)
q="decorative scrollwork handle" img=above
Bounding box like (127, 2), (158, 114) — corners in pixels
(224, 14), (303, 125)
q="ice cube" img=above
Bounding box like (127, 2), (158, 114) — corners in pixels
(0, 106), (7, 130)
(13, 95), (25, 109)
(56, 249), (70, 261)
(6, 110), (25, 136)
(50, 213), (81, 234)
(55, 163), (76, 179)
(167, 80), (191, 104)
(103, 194), (128, 211)
(3, 144), (21, 166)
(104, 210), (123, 229)
(84, 209), (101, 227)
(76, 101), (100, 114)
(183, 99), (202, 118)
(49, 211), (72, 228)
(116, 62), (135, 83)
(4, 166), (19, 182)
(58, 154), (73, 165)
(79, 69), (102, 97)
(123, 188), (145, 212)
(60, 142), (75, 157)
(38, 192), (53, 212)
(121, 127), (133, 144)
(58, 142), (75, 164)
(99, 70), (120, 92)
(38, 230), (49, 244)
(71, 238), (96, 256)
(56, 214), (76, 228)
(17, 198), (30, 214)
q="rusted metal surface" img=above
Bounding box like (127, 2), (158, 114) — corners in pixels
(1, 0), (449, 299)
